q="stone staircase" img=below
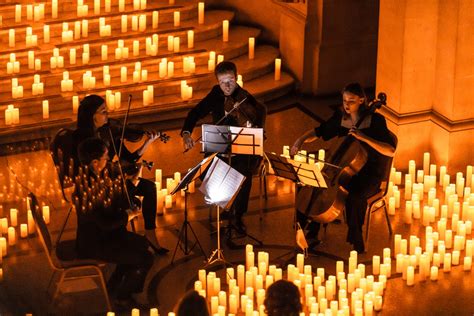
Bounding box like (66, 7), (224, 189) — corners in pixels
(0, 0), (295, 144)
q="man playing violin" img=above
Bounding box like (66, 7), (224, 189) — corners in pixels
(291, 83), (396, 253)
(181, 61), (267, 234)
(72, 94), (169, 255)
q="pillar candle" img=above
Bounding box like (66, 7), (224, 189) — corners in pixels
(222, 20), (229, 42)
(167, 62), (174, 77)
(248, 37), (255, 59)
(20, 224), (28, 238)
(430, 266), (438, 281)
(165, 195), (172, 208)
(0, 237), (6, 257)
(8, 227), (16, 246)
(173, 36), (180, 52)
(42, 101), (49, 119)
(174, 11), (180, 27)
(120, 67), (127, 83)
(187, 30), (194, 49)
(464, 257), (472, 271)
(274, 58), (281, 81)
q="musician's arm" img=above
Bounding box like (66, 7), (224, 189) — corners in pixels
(290, 129), (319, 155)
(350, 131), (395, 157)
(349, 114), (395, 157)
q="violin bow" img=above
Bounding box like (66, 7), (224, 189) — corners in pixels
(183, 97), (248, 153)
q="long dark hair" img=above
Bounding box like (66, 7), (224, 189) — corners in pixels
(341, 82), (368, 116)
(77, 95), (105, 131)
(174, 291), (209, 316)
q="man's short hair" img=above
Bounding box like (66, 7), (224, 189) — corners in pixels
(215, 61), (237, 77)
(264, 280), (302, 316)
(77, 137), (107, 166)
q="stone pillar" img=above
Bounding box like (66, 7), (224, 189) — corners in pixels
(377, 0), (474, 173)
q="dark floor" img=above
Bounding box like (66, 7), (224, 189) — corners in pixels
(0, 98), (473, 315)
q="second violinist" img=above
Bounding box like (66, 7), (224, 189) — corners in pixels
(72, 94), (169, 255)
(181, 61), (267, 234)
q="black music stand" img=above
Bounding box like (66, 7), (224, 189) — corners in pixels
(170, 153), (218, 263)
(264, 152), (327, 259)
(199, 156), (245, 267)
(201, 124), (264, 247)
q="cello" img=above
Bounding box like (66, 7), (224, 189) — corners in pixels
(296, 93), (387, 223)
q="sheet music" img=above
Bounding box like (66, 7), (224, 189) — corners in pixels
(199, 157), (245, 209)
(171, 153), (218, 195)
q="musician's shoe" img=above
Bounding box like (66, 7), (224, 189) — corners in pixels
(145, 230), (169, 256)
(148, 243), (169, 256)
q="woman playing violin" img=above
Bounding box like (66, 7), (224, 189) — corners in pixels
(291, 83), (396, 253)
(72, 94), (169, 255)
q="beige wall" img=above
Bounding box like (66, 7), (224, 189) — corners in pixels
(377, 0), (474, 173)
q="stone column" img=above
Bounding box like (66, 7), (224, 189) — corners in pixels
(377, 0), (473, 173)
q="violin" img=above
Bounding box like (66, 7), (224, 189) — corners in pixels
(296, 93), (387, 223)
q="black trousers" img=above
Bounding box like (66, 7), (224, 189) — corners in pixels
(99, 231), (154, 299)
(229, 155), (262, 220)
(127, 177), (157, 230)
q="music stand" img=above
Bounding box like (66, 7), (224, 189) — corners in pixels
(170, 153), (217, 264)
(201, 124), (264, 246)
(264, 152), (327, 259)
(199, 156), (245, 267)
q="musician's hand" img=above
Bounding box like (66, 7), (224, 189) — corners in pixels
(349, 127), (365, 141)
(290, 140), (302, 156)
(146, 131), (160, 143)
(182, 133), (195, 151)
(126, 208), (140, 221)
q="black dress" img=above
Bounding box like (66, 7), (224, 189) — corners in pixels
(181, 85), (267, 221)
(298, 110), (395, 252)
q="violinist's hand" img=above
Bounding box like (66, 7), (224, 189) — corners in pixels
(126, 208), (140, 222)
(290, 139), (302, 156)
(182, 132), (195, 151)
(146, 131), (161, 143)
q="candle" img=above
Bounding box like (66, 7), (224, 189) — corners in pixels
(0, 237), (6, 257)
(165, 195), (172, 208)
(120, 67), (127, 83)
(443, 253), (451, 272)
(275, 58), (281, 81)
(464, 257), (472, 271)
(20, 224), (28, 238)
(42, 101), (49, 119)
(42, 206), (50, 224)
(187, 30), (194, 49)
(173, 37), (180, 52)
(222, 20), (229, 42)
(73, 96), (79, 114)
(198, 2), (205, 24)
(8, 227), (16, 246)
(9, 29), (15, 48)
(168, 61), (174, 78)
(174, 11), (180, 27)
(406, 266), (414, 286)
(139, 14), (147, 32)
(248, 37), (255, 59)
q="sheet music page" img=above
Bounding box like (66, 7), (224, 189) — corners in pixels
(290, 160), (327, 188)
(199, 157), (245, 208)
(229, 126), (264, 156)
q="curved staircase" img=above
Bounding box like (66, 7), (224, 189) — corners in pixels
(0, 0), (295, 144)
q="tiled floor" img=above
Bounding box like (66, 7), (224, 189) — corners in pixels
(1, 98), (473, 315)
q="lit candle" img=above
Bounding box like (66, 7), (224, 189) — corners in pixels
(165, 195), (172, 208)
(249, 37), (255, 59)
(188, 30), (194, 48)
(0, 237), (6, 257)
(121, 67), (127, 83)
(42, 206), (50, 224)
(73, 96), (79, 114)
(20, 224), (28, 238)
(167, 61), (174, 78)
(198, 2), (205, 24)
(222, 20), (229, 42)
(9, 29), (15, 48)
(42, 100), (49, 119)
(174, 11), (180, 27)
(464, 257), (472, 271)
(52, 0), (58, 18)
(443, 253), (451, 272)
(173, 36), (180, 52)
(152, 11), (159, 28)
(8, 227), (16, 246)
(275, 58), (281, 81)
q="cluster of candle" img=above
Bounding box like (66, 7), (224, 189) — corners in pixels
(180, 80), (194, 101)
(28, 51), (42, 71)
(132, 62), (148, 83)
(25, 27), (38, 48)
(50, 48), (65, 69)
(77, 0), (89, 17)
(155, 170), (193, 214)
(105, 90), (122, 110)
(62, 23), (74, 43)
(32, 75), (44, 96)
(183, 56), (197, 74)
(11, 78), (24, 99)
(99, 17), (112, 37)
(159, 58), (174, 78)
(188, 245), (385, 316)
(143, 85), (155, 106)
(130, 14), (147, 32)
(115, 40), (130, 60)
(281, 145), (326, 167)
(145, 35), (159, 56)
(83, 71), (97, 89)
(133, 0), (148, 10)
(6, 54), (20, 74)
(15, 4), (45, 23)
(61, 72), (74, 92)
(4, 105), (20, 126)
(208, 51), (225, 72)
(167, 35), (181, 53)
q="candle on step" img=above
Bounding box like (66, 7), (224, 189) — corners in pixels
(188, 30), (194, 48)
(42, 100), (49, 119)
(275, 58), (281, 81)
(198, 2), (205, 24)
(174, 11), (180, 27)
(8, 227), (16, 246)
(222, 20), (229, 42)
(20, 224), (28, 238)
(249, 37), (255, 59)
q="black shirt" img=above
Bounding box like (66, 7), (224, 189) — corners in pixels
(314, 110), (395, 183)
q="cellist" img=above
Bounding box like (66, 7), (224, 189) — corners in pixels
(291, 83), (396, 253)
